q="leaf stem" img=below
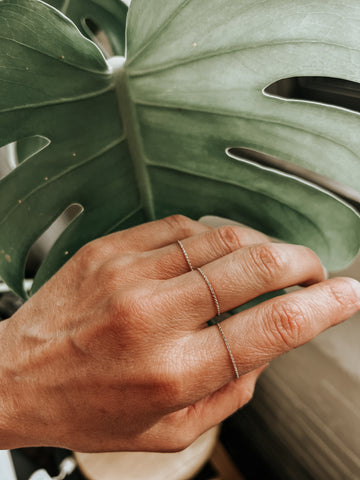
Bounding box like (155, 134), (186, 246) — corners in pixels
(109, 56), (155, 220)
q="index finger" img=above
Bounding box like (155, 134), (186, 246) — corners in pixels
(192, 277), (360, 394)
(88, 215), (212, 253)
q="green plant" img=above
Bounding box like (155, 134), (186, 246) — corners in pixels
(0, 0), (359, 299)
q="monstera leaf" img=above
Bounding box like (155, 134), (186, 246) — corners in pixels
(0, 0), (359, 298)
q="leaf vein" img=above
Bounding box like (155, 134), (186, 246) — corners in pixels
(133, 100), (359, 160)
(127, 40), (360, 77)
(0, 35), (110, 76)
(103, 206), (143, 235)
(126, 0), (191, 66)
(0, 84), (115, 113)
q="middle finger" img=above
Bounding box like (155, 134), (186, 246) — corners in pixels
(159, 242), (326, 326)
(138, 224), (269, 279)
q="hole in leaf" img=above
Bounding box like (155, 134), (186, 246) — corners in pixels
(226, 147), (360, 210)
(0, 142), (17, 180)
(0, 136), (50, 181)
(25, 203), (84, 277)
(82, 17), (114, 58)
(264, 77), (360, 113)
(16, 135), (50, 164)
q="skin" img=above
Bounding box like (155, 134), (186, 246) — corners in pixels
(0, 215), (359, 453)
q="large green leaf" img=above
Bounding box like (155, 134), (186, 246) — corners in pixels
(0, 0), (359, 298)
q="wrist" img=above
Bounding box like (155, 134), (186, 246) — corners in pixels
(0, 313), (44, 449)
(0, 318), (20, 448)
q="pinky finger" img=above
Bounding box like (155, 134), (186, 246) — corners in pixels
(185, 364), (268, 434)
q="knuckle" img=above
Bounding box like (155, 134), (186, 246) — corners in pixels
(96, 255), (133, 290)
(248, 243), (286, 282)
(107, 291), (144, 323)
(97, 261), (121, 290)
(72, 241), (105, 275)
(216, 225), (243, 253)
(105, 290), (155, 345)
(75, 241), (99, 265)
(268, 301), (306, 349)
(74, 239), (116, 270)
(144, 347), (191, 410)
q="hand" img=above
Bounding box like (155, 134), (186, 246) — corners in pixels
(0, 215), (359, 452)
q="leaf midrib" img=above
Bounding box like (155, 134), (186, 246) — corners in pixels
(112, 59), (155, 220)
